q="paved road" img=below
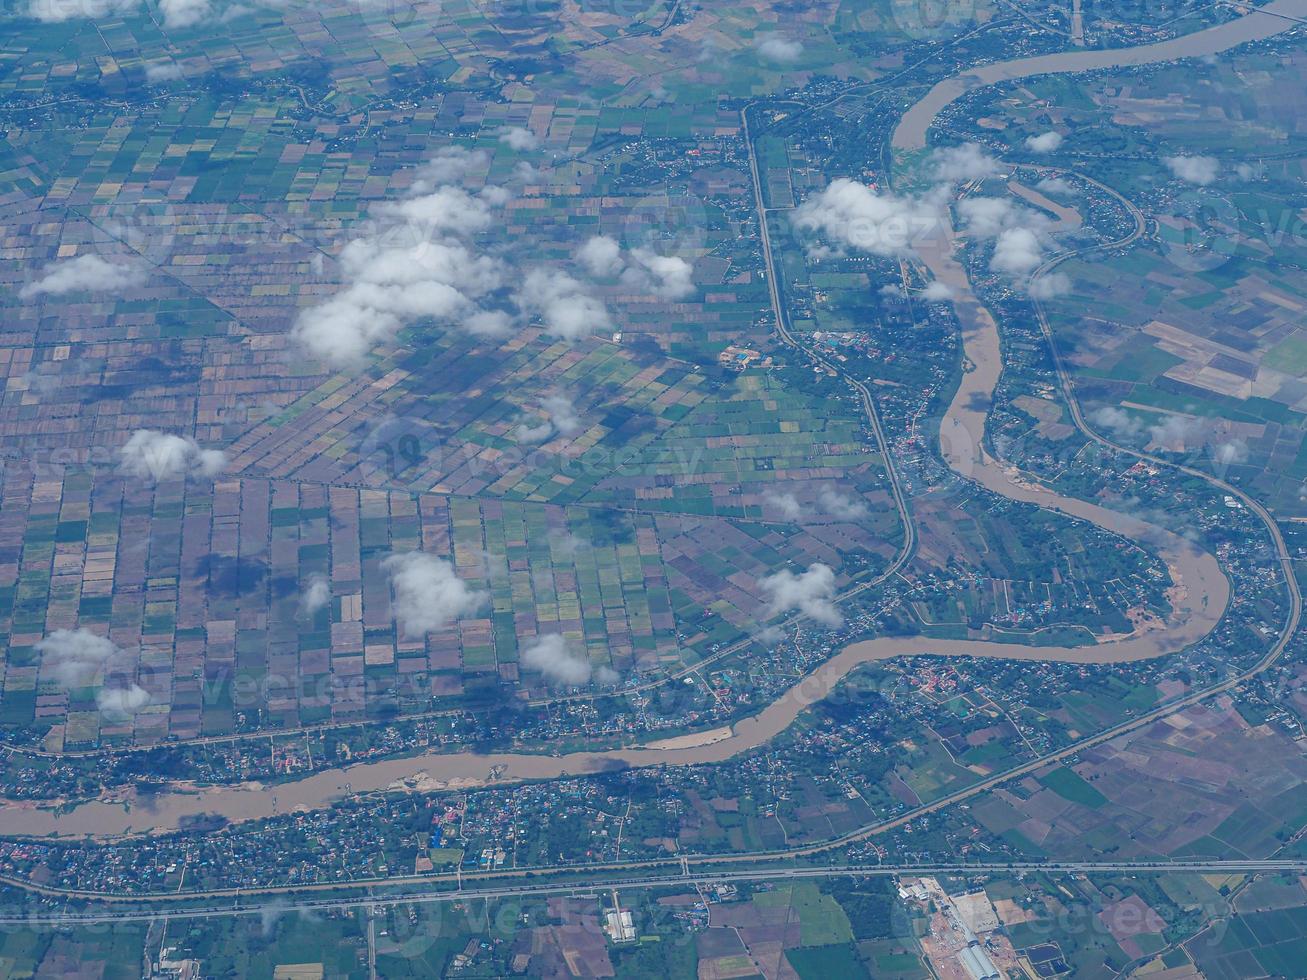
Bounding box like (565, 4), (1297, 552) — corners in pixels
(3, 860), (1304, 924)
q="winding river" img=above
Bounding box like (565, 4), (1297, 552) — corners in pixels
(5, 0), (1304, 839)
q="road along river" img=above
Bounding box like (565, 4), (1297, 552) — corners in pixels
(894, 0), (1307, 150)
(7, 4), (1305, 839)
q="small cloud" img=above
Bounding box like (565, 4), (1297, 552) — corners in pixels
(381, 551), (487, 637)
(410, 147), (490, 193)
(26, 0), (136, 21)
(463, 309), (516, 338)
(159, 0), (212, 28)
(37, 628), (118, 688)
(991, 227), (1044, 276)
(1147, 414), (1203, 451)
(578, 236), (695, 300)
(119, 429), (227, 483)
(623, 248), (694, 300)
(521, 633), (608, 686)
(542, 393), (582, 436)
(299, 573), (331, 617)
(293, 236), (504, 369)
(145, 62), (185, 82)
(1211, 439), (1248, 466)
(1028, 271), (1072, 300)
(757, 35), (803, 63)
(1025, 131), (1063, 154)
(1163, 154), (1219, 186)
(514, 418), (553, 443)
(499, 126), (539, 151)
(379, 185), (503, 237)
(818, 487), (869, 521)
(764, 490), (808, 520)
(577, 235), (625, 279)
(792, 180), (944, 258)
(513, 392), (583, 444)
(921, 280), (954, 301)
(957, 197), (1062, 291)
(1035, 176), (1074, 196)
(548, 529), (588, 555)
(20, 254), (146, 299)
(931, 143), (1001, 182)
(97, 684), (150, 719)
(759, 562), (842, 627)
(515, 269), (611, 340)
(1090, 406), (1143, 438)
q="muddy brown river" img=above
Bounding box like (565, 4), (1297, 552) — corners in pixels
(8, 2), (1301, 838)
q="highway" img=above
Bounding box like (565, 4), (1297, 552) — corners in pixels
(4, 860), (1305, 925)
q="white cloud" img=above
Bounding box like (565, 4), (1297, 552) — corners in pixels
(542, 393), (581, 436)
(818, 487), (869, 521)
(37, 628), (118, 688)
(991, 227), (1045, 276)
(1147, 414), (1203, 451)
(1090, 406), (1143, 438)
(1212, 439), (1248, 465)
(97, 684), (150, 718)
(515, 269), (611, 340)
(1025, 131), (1064, 154)
(26, 0), (136, 21)
(623, 248), (694, 300)
(577, 235), (625, 278)
(514, 392), (583, 443)
(792, 179), (944, 258)
(957, 196), (1061, 289)
(36, 628), (149, 718)
(931, 143), (1002, 182)
(409, 147), (489, 193)
(159, 0), (211, 28)
(145, 62), (185, 82)
(764, 489), (807, 520)
(548, 529), (588, 555)
(759, 562), (843, 627)
(520, 633), (608, 686)
(578, 236), (695, 300)
(499, 126), (539, 151)
(293, 236), (505, 368)
(1035, 176), (1074, 196)
(299, 572), (331, 616)
(1163, 154), (1220, 186)
(293, 147), (515, 367)
(463, 309), (515, 338)
(921, 280), (954, 301)
(119, 429), (226, 482)
(956, 196), (1024, 237)
(381, 551), (487, 637)
(20, 254), (146, 299)
(757, 35), (803, 63)
(1028, 271), (1072, 299)
(379, 186), (503, 237)
(514, 418), (554, 443)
